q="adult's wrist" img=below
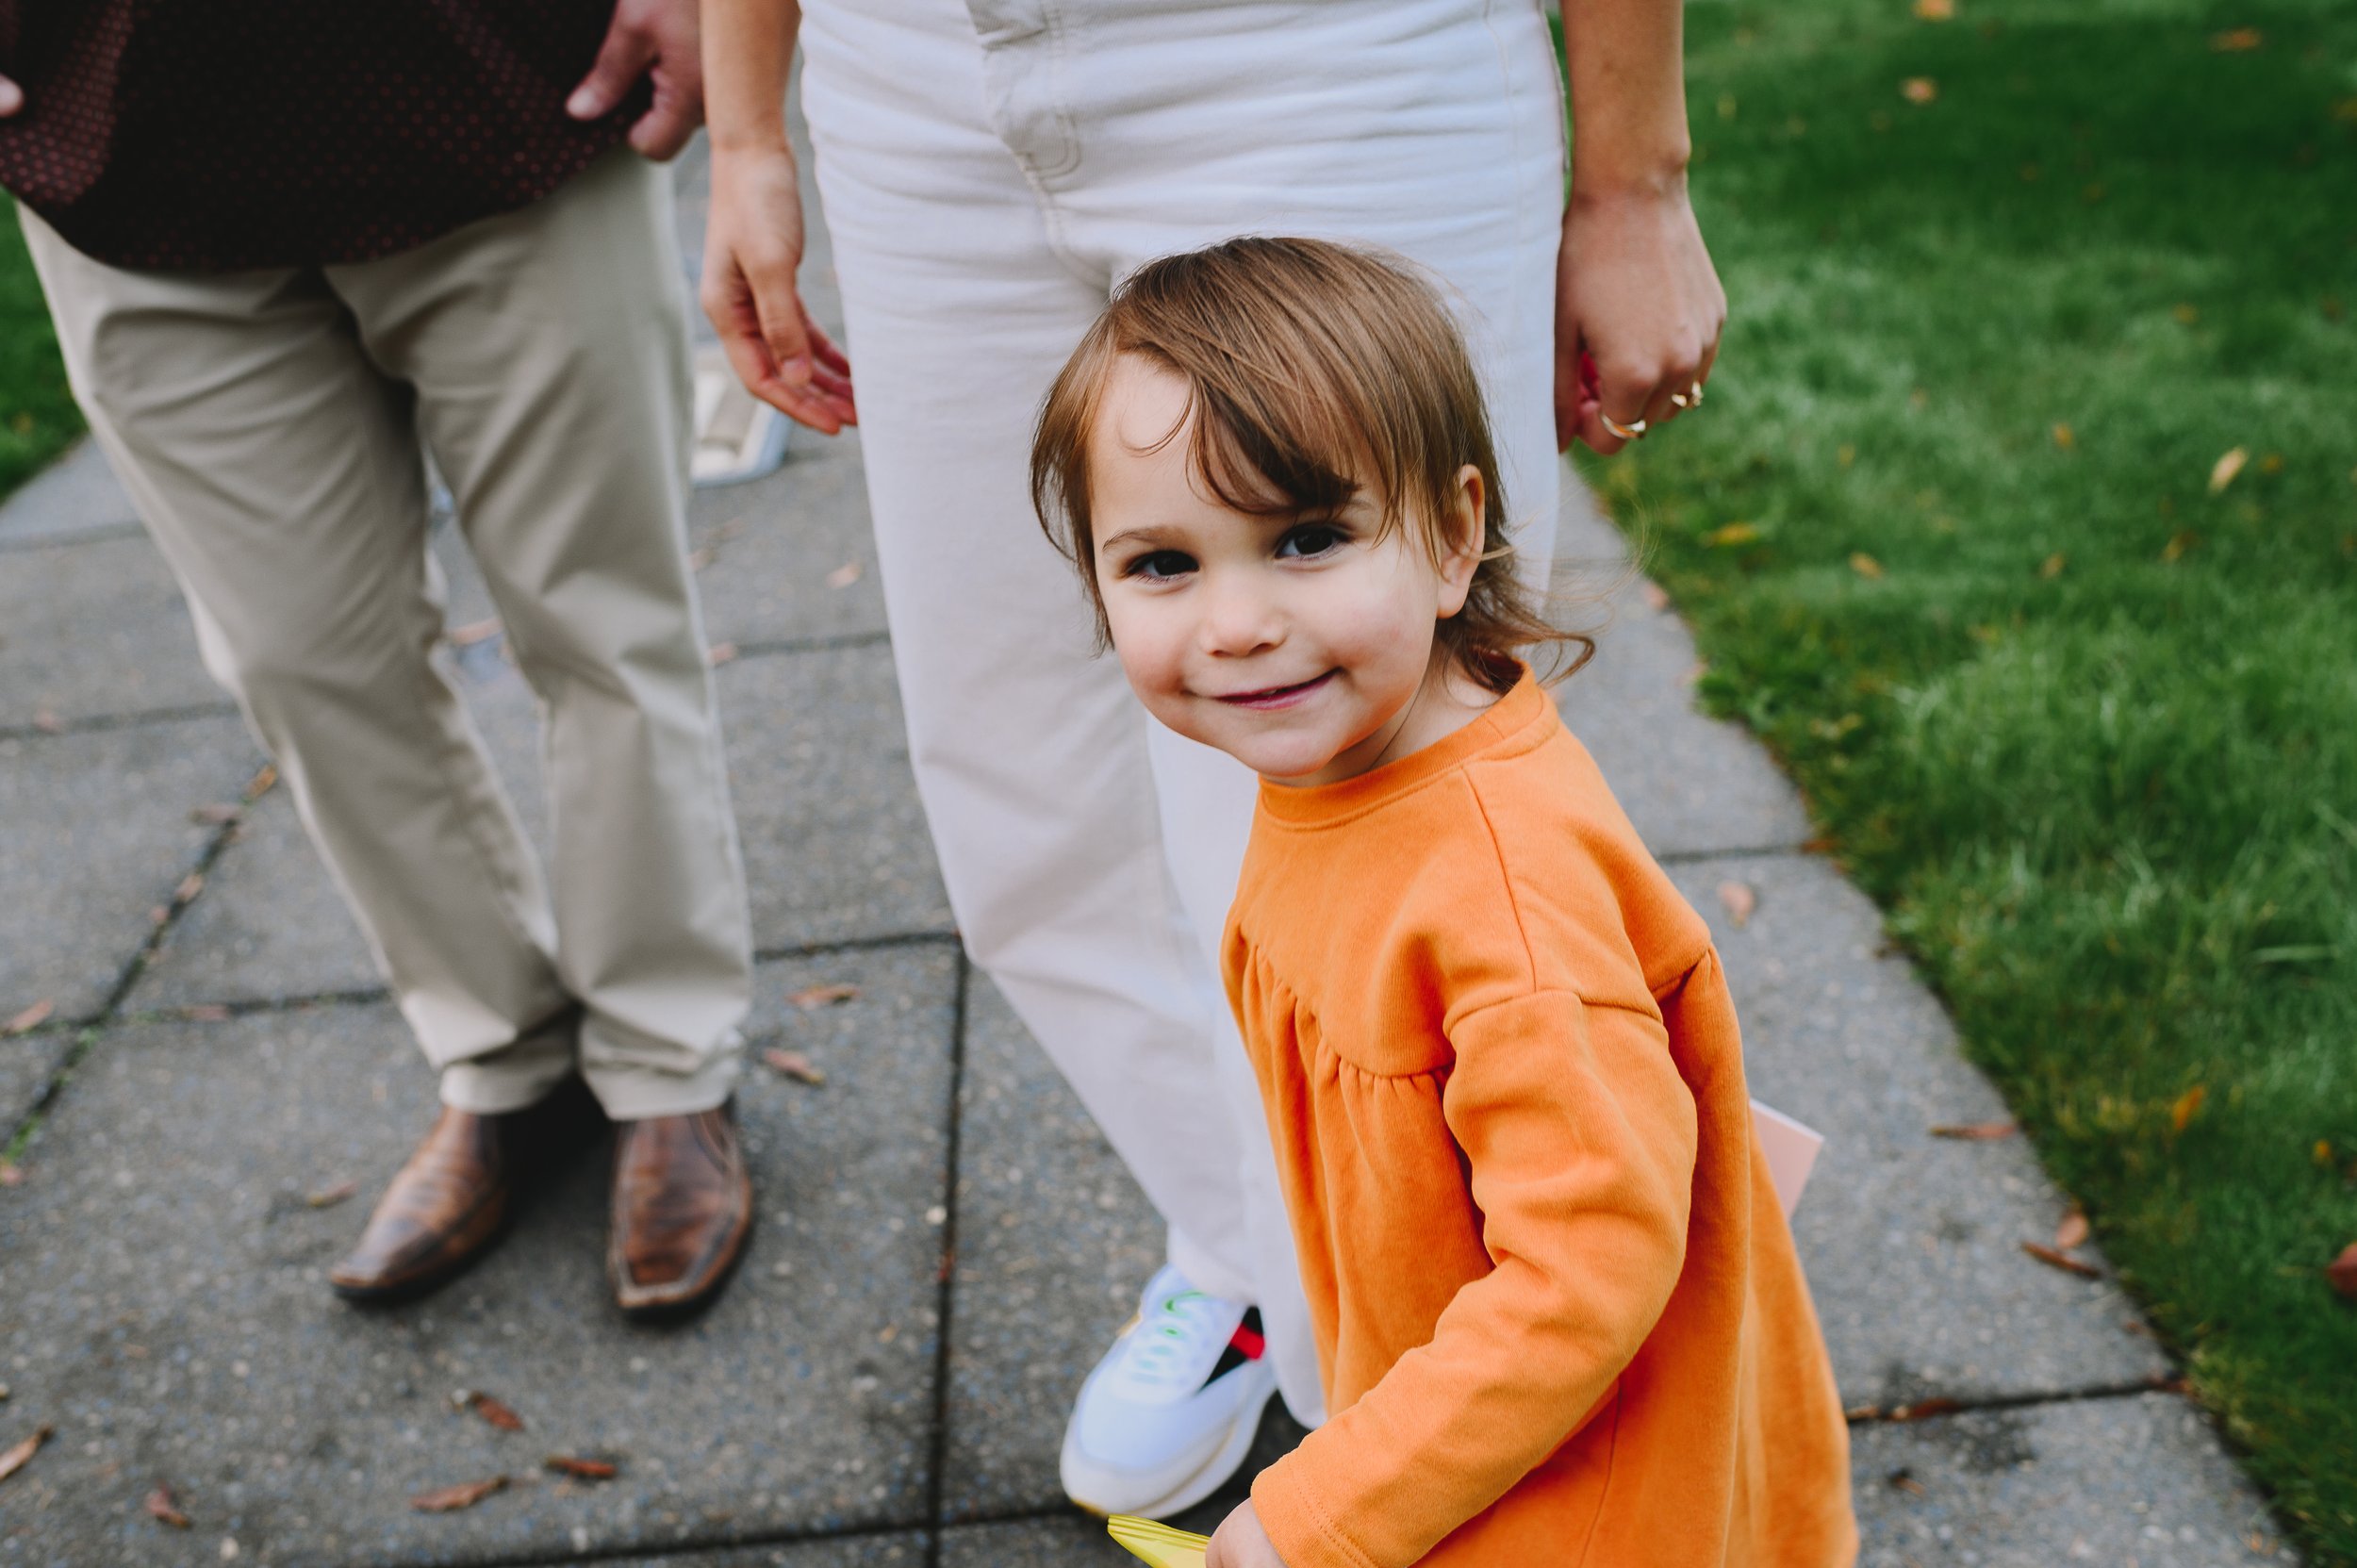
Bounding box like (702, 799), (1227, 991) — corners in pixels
(1566, 156), (1692, 213)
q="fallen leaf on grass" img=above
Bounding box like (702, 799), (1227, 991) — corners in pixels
(788, 982), (861, 1011)
(1887, 1398), (1962, 1422)
(2038, 553), (2067, 580)
(826, 561), (865, 589)
(410, 1476), (508, 1512)
(763, 1048), (827, 1086)
(447, 619), (503, 649)
(1912, 0), (1953, 18)
(2172, 303), (2200, 325)
(2210, 27), (2262, 50)
(2054, 1207), (2089, 1249)
(2022, 1241), (2102, 1279)
(2208, 448), (2248, 494)
(707, 642), (739, 668)
(305, 1180), (357, 1210)
(1930, 1120), (2016, 1140)
(2326, 1243), (2357, 1301)
(2260, 453), (2284, 475)
(1704, 521), (1759, 548)
(189, 803), (243, 826)
(2170, 1085), (2207, 1133)
(545, 1455), (618, 1480)
(2051, 423), (2074, 450)
(145, 1484), (192, 1528)
(1849, 552), (1885, 580)
(0, 1425), (53, 1484)
(5, 999), (53, 1035)
(466, 1393), (524, 1431)
(1716, 881), (1757, 928)
(1901, 76), (1938, 104)
(2161, 530), (2200, 563)
(2315, 1139), (2336, 1169)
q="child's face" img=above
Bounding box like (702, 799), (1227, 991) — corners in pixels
(1089, 355), (1482, 786)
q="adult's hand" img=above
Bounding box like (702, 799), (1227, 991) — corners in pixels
(567, 0), (703, 161)
(701, 143), (855, 433)
(1554, 179), (1724, 454)
(1205, 1500), (1291, 1568)
(0, 75), (23, 116)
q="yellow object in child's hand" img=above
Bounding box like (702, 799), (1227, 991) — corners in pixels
(1107, 1514), (1211, 1567)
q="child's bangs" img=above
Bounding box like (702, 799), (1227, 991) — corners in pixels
(1173, 351), (1409, 537)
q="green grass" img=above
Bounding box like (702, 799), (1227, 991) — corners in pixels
(0, 204), (84, 498)
(1583, 0), (2357, 1555)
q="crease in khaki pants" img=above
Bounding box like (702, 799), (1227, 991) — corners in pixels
(800, 0), (1569, 1425)
(20, 148), (753, 1121)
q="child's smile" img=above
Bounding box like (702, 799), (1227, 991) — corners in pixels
(1085, 354), (1492, 787)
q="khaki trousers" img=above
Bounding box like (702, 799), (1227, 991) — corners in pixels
(22, 149), (752, 1119)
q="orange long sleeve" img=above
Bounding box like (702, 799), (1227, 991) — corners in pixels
(1224, 671), (1855, 1568)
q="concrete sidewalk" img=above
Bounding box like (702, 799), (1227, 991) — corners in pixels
(0, 136), (2291, 1568)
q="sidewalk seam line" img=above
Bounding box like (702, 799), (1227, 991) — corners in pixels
(921, 949), (974, 1568)
(0, 700), (242, 743)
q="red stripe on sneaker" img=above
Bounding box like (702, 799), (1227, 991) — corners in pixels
(1228, 1323), (1265, 1361)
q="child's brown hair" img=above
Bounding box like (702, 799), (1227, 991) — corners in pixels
(1030, 235), (1589, 694)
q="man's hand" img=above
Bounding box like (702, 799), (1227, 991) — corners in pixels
(568, 0), (703, 160)
(0, 75), (23, 116)
(1553, 182), (1727, 456)
(701, 144), (855, 433)
(1205, 1500), (1291, 1568)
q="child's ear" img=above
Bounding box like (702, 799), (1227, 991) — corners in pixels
(1434, 464), (1485, 619)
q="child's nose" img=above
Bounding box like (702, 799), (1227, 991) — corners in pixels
(1199, 573), (1281, 656)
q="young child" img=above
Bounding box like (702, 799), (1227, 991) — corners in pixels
(1030, 238), (1856, 1568)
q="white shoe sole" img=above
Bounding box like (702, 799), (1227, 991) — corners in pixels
(1060, 1362), (1278, 1520)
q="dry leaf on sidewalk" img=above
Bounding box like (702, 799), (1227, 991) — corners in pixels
(145, 1484), (192, 1528)
(464, 1393), (524, 1431)
(788, 982), (861, 1011)
(1886, 1398), (1962, 1423)
(1930, 1120), (2016, 1140)
(246, 764), (278, 800)
(2022, 1241), (2102, 1279)
(0, 1164), (23, 1188)
(189, 803), (242, 826)
(305, 1180), (357, 1210)
(410, 1476), (508, 1512)
(763, 1048), (827, 1087)
(4, 999), (53, 1036)
(826, 561), (865, 589)
(2054, 1207), (2090, 1250)
(175, 873), (206, 905)
(0, 1425), (53, 1485)
(2327, 1243), (2357, 1301)
(1716, 881), (1757, 928)
(545, 1456), (619, 1480)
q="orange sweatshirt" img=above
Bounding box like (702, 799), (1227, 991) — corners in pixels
(1223, 671), (1856, 1568)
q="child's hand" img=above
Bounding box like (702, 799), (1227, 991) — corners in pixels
(1205, 1500), (1291, 1568)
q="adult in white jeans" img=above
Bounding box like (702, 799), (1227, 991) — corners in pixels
(702, 0), (1723, 1518)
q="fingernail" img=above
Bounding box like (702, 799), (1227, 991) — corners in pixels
(566, 89), (595, 117)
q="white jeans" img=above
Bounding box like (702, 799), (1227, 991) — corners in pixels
(798, 0), (1567, 1422)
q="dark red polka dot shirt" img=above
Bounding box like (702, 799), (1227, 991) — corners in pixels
(0, 1), (645, 272)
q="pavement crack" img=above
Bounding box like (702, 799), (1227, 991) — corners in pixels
(1845, 1374), (2185, 1426)
(1656, 841), (1821, 866)
(0, 699), (242, 744)
(724, 628), (893, 663)
(922, 949), (974, 1568)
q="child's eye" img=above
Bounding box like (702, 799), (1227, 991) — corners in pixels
(1276, 522), (1347, 560)
(1124, 549), (1198, 582)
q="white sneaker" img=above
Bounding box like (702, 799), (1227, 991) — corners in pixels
(1060, 1264), (1278, 1518)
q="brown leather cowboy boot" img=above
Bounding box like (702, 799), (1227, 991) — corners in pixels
(329, 1107), (510, 1301)
(608, 1102), (753, 1317)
